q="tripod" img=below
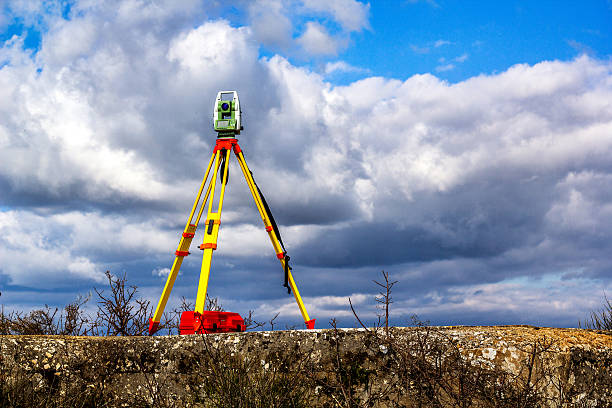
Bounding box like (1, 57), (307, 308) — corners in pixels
(148, 137), (315, 335)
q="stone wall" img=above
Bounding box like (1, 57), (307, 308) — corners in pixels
(1, 326), (611, 407)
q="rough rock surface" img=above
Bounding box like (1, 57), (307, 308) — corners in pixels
(1, 326), (611, 407)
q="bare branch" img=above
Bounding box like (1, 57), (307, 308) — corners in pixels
(349, 297), (370, 332)
(94, 270), (152, 336)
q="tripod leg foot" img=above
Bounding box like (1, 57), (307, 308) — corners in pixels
(149, 318), (160, 335)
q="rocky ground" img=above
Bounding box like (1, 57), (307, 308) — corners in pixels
(1, 326), (611, 407)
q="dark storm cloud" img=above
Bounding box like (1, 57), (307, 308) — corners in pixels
(293, 172), (556, 268)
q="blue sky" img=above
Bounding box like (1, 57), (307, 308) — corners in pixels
(4, 1), (610, 82)
(1, 0), (611, 330)
(350, 1), (611, 82)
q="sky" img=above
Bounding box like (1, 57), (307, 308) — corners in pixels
(0, 0), (611, 330)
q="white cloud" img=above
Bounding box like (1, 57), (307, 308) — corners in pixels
(297, 21), (342, 56)
(248, 0), (293, 50)
(545, 171), (612, 234)
(153, 267), (171, 277)
(393, 275), (612, 327)
(324, 60), (369, 75)
(433, 54), (466, 72)
(232, 0), (371, 57)
(301, 0), (370, 32)
(0, 211), (106, 286)
(329, 56), (612, 201)
(0, 14), (268, 210)
(567, 40), (594, 56)
(168, 21), (255, 72)
(41, 16), (98, 64)
(4, 0), (62, 27)
(0, 35), (33, 66)
(435, 63), (455, 72)
(454, 53), (468, 63)
(434, 39), (451, 47)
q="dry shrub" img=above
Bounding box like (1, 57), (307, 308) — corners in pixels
(579, 293), (612, 331)
(93, 271), (152, 336)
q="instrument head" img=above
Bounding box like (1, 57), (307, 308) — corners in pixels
(213, 90), (242, 137)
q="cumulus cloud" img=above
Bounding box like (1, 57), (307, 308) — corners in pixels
(1, 1), (612, 327)
(241, 0), (368, 56)
(301, 0), (370, 32)
(248, 0), (293, 50)
(391, 275), (612, 327)
(0, 211), (106, 286)
(297, 21), (343, 56)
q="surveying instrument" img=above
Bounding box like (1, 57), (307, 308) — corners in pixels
(148, 91), (315, 335)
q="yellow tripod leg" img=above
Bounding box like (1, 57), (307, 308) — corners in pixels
(234, 150), (314, 328)
(195, 148), (231, 313)
(149, 151), (216, 335)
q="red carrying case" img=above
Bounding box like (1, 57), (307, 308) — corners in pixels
(179, 311), (246, 334)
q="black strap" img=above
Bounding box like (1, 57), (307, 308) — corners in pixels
(284, 255), (291, 294)
(219, 149), (229, 184)
(254, 181), (286, 252)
